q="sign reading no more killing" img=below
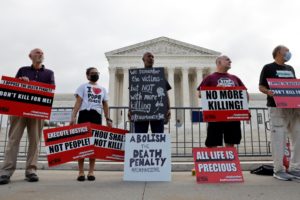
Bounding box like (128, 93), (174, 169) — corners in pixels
(193, 147), (244, 183)
(200, 86), (250, 122)
(124, 133), (171, 182)
(129, 67), (167, 122)
(267, 78), (300, 108)
(0, 76), (55, 119)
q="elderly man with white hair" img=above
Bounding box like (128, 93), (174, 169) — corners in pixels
(0, 48), (55, 185)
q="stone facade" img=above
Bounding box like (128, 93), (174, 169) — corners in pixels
(105, 37), (221, 122)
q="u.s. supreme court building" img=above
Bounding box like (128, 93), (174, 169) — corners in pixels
(105, 36), (221, 124)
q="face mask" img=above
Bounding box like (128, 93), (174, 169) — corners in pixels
(284, 51), (292, 62)
(89, 74), (99, 82)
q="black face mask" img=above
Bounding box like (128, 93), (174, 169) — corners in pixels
(89, 74), (99, 82)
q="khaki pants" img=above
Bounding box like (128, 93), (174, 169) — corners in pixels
(269, 107), (300, 173)
(0, 116), (43, 176)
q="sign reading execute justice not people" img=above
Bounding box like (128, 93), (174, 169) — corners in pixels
(200, 86), (250, 122)
(124, 133), (171, 181)
(91, 124), (128, 161)
(129, 67), (167, 121)
(193, 147), (244, 183)
(267, 78), (300, 108)
(0, 76), (55, 119)
(43, 123), (94, 167)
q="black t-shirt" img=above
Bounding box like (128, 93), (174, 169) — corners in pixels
(259, 62), (296, 107)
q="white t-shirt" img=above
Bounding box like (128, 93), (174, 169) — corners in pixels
(75, 83), (108, 115)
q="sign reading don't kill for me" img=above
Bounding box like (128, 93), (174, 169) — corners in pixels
(129, 67), (167, 122)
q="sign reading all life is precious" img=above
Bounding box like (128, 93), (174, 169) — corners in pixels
(129, 67), (167, 122)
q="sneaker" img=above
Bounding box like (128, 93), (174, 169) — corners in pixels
(273, 172), (293, 181)
(25, 173), (39, 182)
(0, 175), (10, 185)
(288, 171), (300, 179)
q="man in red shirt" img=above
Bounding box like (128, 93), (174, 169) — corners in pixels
(197, 55), (246, 147)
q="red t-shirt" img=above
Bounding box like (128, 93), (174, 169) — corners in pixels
(197, 72), (245, 90)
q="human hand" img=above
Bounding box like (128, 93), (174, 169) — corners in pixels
(106, 118), (113, 128)
(19, 76), (30, 82)
(267, 90), (274, 97)
(70, 117), (76, 125)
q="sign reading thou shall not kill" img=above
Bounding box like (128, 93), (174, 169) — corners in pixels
(124, 133), (171, 181)
(129, 67), (167, 121)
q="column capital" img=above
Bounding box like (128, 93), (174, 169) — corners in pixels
(168, 67), (175, 72)
(196, 68), (203, 73)
(123, 68), (129, 74)
(109, 67), (116, 72)
(181, 67), (189, 73)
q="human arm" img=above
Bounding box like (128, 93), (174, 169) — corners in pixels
(103, 100), (112, 128)
(70, 95), (83, 125)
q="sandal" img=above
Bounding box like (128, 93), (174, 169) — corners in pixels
(77, 175), (85, 181)
(87, 174), (96, 181)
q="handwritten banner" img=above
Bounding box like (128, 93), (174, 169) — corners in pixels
(0, 76), (55, 119)
(200, 86), (250, 122)
(91, 124), (128, 161)
(43, 123), (94, 167)
(129, 68), (167, 121)
(124, 133), (171, 181)
(193, 147), (243, 183)
(267, 78), (300, 108)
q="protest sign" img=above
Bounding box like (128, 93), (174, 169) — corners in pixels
(267, 78), (300, 108)
(193, 147), (243, 183)
(129, 67), (167, 122)
(91, 124), (128, 161)
(43, 123), (94, 167)
(200, 86), (250, 122)
(124, 133), (171, 181)
(0, 76), (55, 119)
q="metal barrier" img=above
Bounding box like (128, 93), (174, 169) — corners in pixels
(0, 107), (271, 160)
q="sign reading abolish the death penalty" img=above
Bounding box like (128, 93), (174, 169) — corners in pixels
(91, 124), (128, 161)
(267, 78), (300, 108)
(193, 147), (243, 183)
(124, 133), (171, 181)
(0, 76), (55, 119)
(129, 67), (167, 122)
(200, 86), (250, 122)
(43, 123), (94, 167)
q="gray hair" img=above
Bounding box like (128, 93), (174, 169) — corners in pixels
(272, 45), (285, 59)
(215, 55), (228, 65)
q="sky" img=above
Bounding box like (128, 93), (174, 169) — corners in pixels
(1, 0), (300, 94)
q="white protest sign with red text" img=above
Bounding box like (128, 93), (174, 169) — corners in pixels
(43, 123), (94, 167)
(267, 78), (300, 108)
(200, 86), (250, 122)
(91, 124), (128, 161)
(0, 76), (55, 119)
(193, 147), (243, 183)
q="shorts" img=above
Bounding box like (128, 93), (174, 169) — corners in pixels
(205, 121), (241, 147)
(78, 109), (102, 125)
